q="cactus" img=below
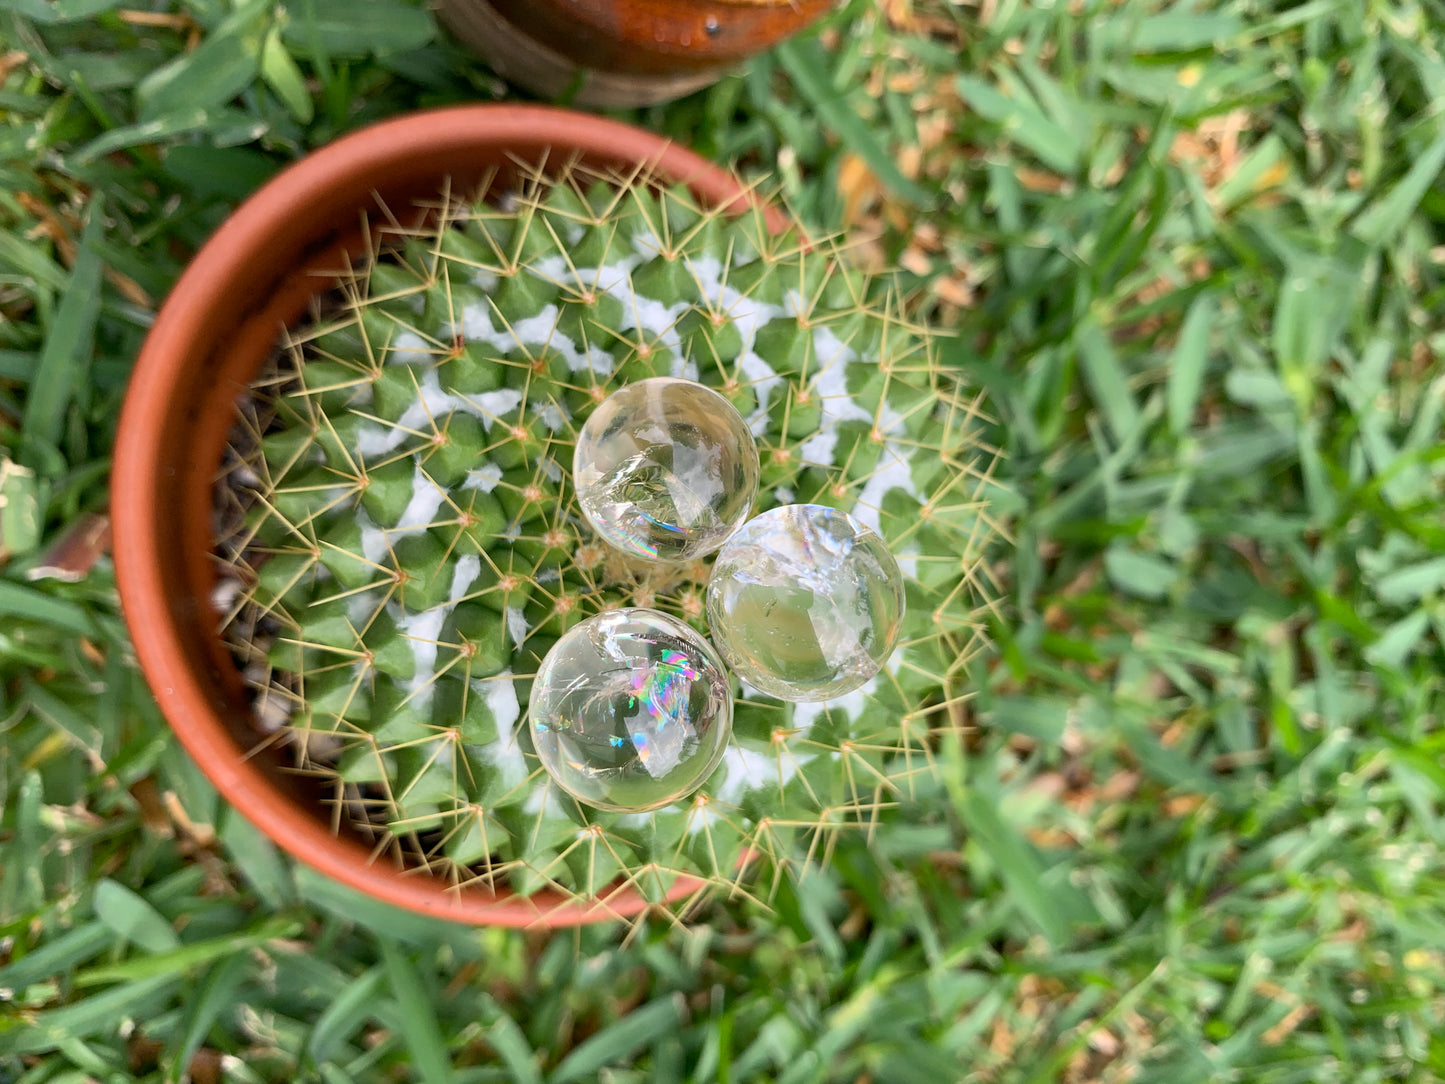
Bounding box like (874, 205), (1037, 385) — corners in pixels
(216, 161), (999, 913)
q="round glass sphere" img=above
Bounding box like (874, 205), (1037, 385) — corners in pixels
(706, 505), (906, 702)
(527, 608), (734, 812)
(573, 377), (759, 562)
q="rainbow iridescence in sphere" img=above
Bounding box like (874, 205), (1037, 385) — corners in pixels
(706, 504), (906, 702)
(527, 609), (734, 812)
(573, 377), (759, 562)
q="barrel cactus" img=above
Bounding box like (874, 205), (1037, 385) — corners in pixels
(217, 162), (995, 913)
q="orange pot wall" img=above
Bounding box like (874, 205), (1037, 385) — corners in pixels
(113, 106), (788, 927)
(485, 0), (835, 75)
(437, 0), (834, 108)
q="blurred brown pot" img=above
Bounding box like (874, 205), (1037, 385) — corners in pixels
(437, 0), (835, 108)
(113, 105), (787, 927)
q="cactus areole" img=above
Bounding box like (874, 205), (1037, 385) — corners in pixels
(114, 107), (790, 926)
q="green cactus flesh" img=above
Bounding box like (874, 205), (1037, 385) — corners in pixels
(219, 165), (998, 907)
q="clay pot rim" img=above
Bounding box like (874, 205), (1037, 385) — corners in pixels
(113, 104), (788, 927)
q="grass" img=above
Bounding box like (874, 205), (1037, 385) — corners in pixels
(2, 0), (1444, 1079)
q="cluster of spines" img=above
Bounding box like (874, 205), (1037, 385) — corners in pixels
(216, 161), (1001, 913)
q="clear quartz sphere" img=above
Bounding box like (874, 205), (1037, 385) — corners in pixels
(706, 504), (906, 702)
(573, 377), (759, 562)
(527, 608), (734, 812)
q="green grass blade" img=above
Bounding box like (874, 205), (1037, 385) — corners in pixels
(0, 769), (45, 917)
(1074, 316), (1141, 443)
(774, 39), (935, 207)
(1351, 129), (1445, 247)
(0, 228), (67, 291)
(19, 194), (104, 469)
(306, 965), (386, 1064)
(549, 994), (687, 1083)
(260, 24), (315, 124)
(959, 788), (1075, 946)
(483, 1001), (543, 1084)
(1167, 291), (1216, 435)
(0, 454), (42, 561)
(956, 73), (1084, 175)
(1365, 609), (1429, 669)
(90, 879), (181, 954)
(162, 953), (250, 1083)
(72, 110), (221, 165)
(24, 679), (105, 757)
(378, 936), (455, 1084)
(0, 923), (116, 991)
(219, 810), (297, 909)
(278, 0), (434, 58)
(1374, 557), (1445, 605)
(74, 918), (301, 986)
(0, 974), (180, 1055)
(134, 0), (266, 124)
(1104, 544), (1179, 600)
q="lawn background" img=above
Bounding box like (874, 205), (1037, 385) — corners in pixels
(2, 0), (1444, 1080)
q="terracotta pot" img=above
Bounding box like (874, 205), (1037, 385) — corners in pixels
(113, 105), (788, 927)
(437, 0), (835, 108)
